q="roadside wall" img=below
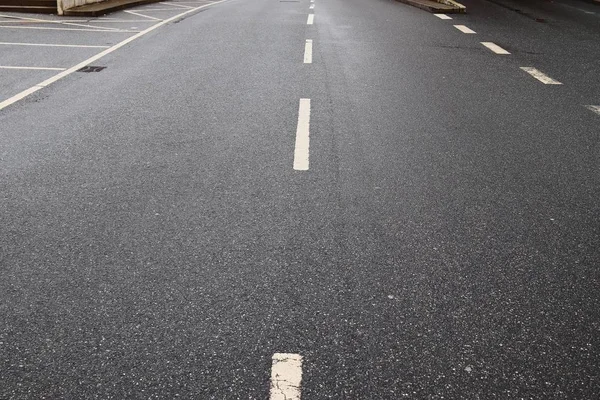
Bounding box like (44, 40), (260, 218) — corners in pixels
(57, 0), (103, 14)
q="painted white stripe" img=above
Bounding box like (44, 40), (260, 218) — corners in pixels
(309, 4), (314, 9)
(585, 105), (600, 115)
(303, 39), (312, 64)
(307, 14), (314, 25)
(293, 99), (311, 171)
(60, 22), (124, 31)
(0, 0), (225, 112)
(0, 65), (66, 71)
(124, 10), (162, 20)
(159, 1), (193, 8)
(454, 24), (476, 33)
(434, 13), (451, 19)
(520, 67), (562, 84)
(310, 0), (314, 2)
(0, 25), (138, 32)
(0, 41), (109, 48)
(480, 42), (510, 54)
(270, 353), (303, 400)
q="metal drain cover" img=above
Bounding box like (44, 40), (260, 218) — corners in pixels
(78, 66), (106, 73)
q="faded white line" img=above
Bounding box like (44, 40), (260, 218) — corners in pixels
(159, 1), (193, 8)
(307, 14), (314, 25)
(0, 25), (138, 32)
(60, 22), (124, 31)
(434, 13), (451, 19)
(480, 42), (510, 54)
(124, 10), (162, 20)
(270, 353), (302, 400)
(309, 4), (314, 9)
(293, 99), (311, 171)
(0, 41), (109, 48)
(520, 67), (562, 84)
(303, 39), (312, 64)
(454, 24), (475, 33)
(0, 0), (225, 112)
(0, 65), (66, 71)
(585, 105), (600, 115)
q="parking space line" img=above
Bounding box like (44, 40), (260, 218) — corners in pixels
(59, 22), (125, 31)
(125, 10), (163, 20)
(585, 105), (600, 115)
(303, 39), (312, 63)
(454, 25), (476, 33)
(0, 0), (226, 112)
(270, 353), (303, 400)
(0, 41), (109, 48)
(307, 14), (314, 25)
(480, 42), (510, 54)
(520, 67), (562, 84)
(0, 65), (66, 71)
(0, 25), (139, 32)
(434, 13), (452, 19)
(160, 1), (194, 8)
(293, 99), (311, 171)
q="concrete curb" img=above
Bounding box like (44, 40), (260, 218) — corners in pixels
(63, 0), (161, 16)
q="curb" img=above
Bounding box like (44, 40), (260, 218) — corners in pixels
(396, 0), (466, 13)
(63, 0), (161, 16)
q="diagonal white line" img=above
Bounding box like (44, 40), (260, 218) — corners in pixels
(520, 67), (562, 84)
(125, 10), (162, 20)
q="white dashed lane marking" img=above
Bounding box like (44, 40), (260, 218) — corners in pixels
(480, 42), (510, 54)
(585, 105), (600, 115)
(520, 67), (562, 84)
(270, 353), (303, 400)
(434, 13), (452, 19)
(307, 14), (314, 25)
(304, 39), (312, 64)
(309, 3), (314, 9)
(454, 25), (476, 33)
(293, 99), (311, 171)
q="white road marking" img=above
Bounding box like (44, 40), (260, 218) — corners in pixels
(270, 353), (303, 400)
(0, 41), (109, 48)
(0, 25), (138, 32)
(293, 99), (311, 171)
(520, 67), (562, 84)
(309, 4), (314, 8)
(124, 10), (162, 20)
(585, 105), (600, 115)
(0, 0), (226, 112)
(454, 24), (476, 33)
(307, 14), (314, 25)
(159, 1), (193, 8)
(304, 39), (312, 63)
(434, 13), (451, 19)
(480, 42), (510, 54)
(60, 22), (124, 31)
(0, 65), (66, 71)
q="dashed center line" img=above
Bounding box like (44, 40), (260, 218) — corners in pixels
(270, 353), (303, 400)
(307, 14), (314, 25)
(480, 42), (510, 54)
(303, 39), (312, 64)
(434, 13), (452, 19)
(309, 4), (314, 9)
(520, 67), (562, 84)
(293, 99), (311, 171)
(454, 25), (476, 34)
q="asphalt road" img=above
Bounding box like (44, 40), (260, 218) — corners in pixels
(1, 0), (599, 398)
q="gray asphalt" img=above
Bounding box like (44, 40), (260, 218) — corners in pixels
(1, 0), (599, 398)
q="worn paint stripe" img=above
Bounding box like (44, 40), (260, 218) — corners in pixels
(293, 99), (311, 171)
(520, 67), (562, 84)
(270, 353), (303, 400)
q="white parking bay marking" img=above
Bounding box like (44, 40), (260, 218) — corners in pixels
(270, 353), (303, 400)
(0, 65), (66, 71)
(520, 67), (562, 84)
(480, 42), (510, 54)
(304, 39), (312, 64)
(0, 42), (109, 48)
(454, 24), (476, 33)
(293, 99), (311, 171)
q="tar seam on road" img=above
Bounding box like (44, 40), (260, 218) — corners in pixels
(480, 42), (510, 54)
(0, 0), (231, 112)
(270, 353), (303, 400)
(520, 67), (562, 84)
(293, 99), (311, 171)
